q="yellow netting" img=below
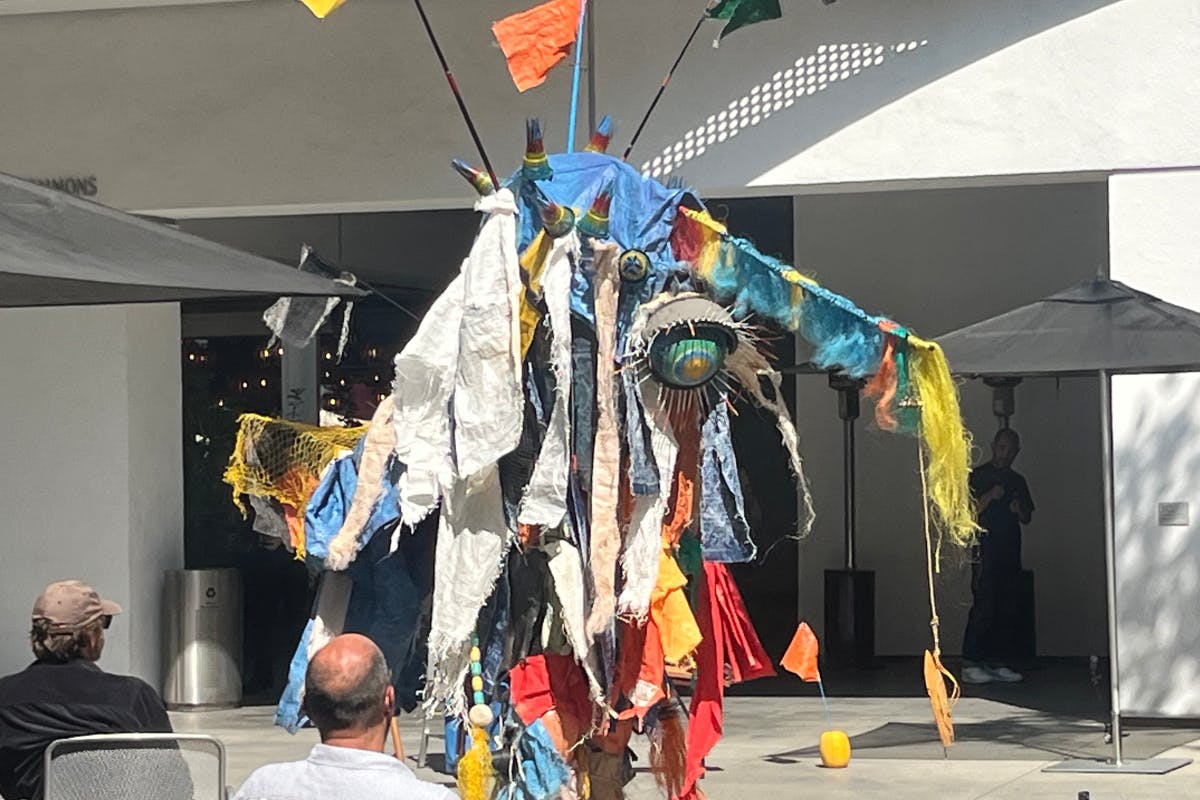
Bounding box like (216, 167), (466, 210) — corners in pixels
(223, 414), (366, 558)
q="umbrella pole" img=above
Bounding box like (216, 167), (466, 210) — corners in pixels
(1098, 368), (1123, 765)
(1043, 369), (1190, 774)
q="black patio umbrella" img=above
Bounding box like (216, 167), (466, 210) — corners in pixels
(0, 172), (362, 306)
(938, 276), (1200, 774)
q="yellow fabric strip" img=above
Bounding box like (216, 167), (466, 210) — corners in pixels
(651, 547), (702, 663)
(518, 230), (553, 358)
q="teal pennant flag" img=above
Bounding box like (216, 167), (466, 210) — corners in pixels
(706, 0), (783, 42)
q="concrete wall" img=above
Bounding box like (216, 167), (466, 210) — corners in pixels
(793, 182), (1110, 657)
(0, 304), (183, 686)
(0, 1), (1195, 215)
(1109, 169), (1200, 716)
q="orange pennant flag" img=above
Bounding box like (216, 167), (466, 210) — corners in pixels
(492, 0), (582, 92)
(781, 622), (821, 682)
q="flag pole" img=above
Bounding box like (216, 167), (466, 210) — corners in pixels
(566, 0), (590, 152)
(621, 6), (709, 162)
(586, 0), (597, 135)
(411, 0), (499, 188)
(816, 678), (833, 729)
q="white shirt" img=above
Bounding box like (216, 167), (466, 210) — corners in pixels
(233, 743), (457, 800)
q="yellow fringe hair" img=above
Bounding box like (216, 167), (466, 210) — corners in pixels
(907, 338), (978, 549)
(456, 725), (493, 800)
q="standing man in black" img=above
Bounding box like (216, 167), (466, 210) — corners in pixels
(0, 580), (173, 800)
(962, 429), (1035, 684)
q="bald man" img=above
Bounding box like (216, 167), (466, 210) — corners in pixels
(234, 634), (455, 800)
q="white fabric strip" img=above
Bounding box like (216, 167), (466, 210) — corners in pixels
(424, 464), (509, 713)
(617, 381), (678, 620)
(585, 242), (622, 639)
(392, 274), (466, 528)
(545, 539), (606, 706)
(453, 188), (524, 479)
(325, 394), (396, 570)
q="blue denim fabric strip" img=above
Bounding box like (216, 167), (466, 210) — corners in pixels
(700, 400), (757, 563)
(275, 618), (313, 732)
(621, 371), (659, 496)
(571, 331), (596, 488)
(566, 472), (589, 556)
(342, 519), (433, 713)
(478, 561), (510, 696)
(304, 437), (403, 563)
(494, 717), (572, 799)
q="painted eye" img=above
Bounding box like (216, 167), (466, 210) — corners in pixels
(651, 334), (723, 387)
(637, 294), (741, 390)
(618, 249), (651, 283)
(648, 324), (734, 389)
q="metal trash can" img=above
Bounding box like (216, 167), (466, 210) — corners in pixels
(163, 568), (243, 709)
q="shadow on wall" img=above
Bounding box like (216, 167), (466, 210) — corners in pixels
(1113, 373), (1200, 718)
(626, 0), (1123, 186)
(642, 39), (928, 180)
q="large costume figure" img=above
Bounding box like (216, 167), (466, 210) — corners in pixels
(228, 118), (975, 800)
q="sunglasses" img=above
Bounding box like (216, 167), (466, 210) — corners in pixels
(101, 615), (113, 630)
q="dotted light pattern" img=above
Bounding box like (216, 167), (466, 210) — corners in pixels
(641, 40), (929, 179)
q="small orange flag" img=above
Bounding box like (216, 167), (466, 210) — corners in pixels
(781, 622), (821, 682)
(492, 0), (583, 92)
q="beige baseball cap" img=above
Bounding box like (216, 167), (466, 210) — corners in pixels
(32, 580), (122, 633)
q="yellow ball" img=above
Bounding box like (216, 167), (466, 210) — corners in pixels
(819, 730), (851, 768)
(469, 646), (481, 662)
(471, 675), (484, 692)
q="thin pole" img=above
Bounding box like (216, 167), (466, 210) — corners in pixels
(621, 11), (707, 161)
(586, 0), (597, 135)
(796, 368), (804, 621)
(816, 679), (833, 729)
(1099, 368), (1124, 765)
(567, 0), (590, 152)
(390, 715), (405, 760)
(411, 0), (499, 188)
(844, 415), (856, 570)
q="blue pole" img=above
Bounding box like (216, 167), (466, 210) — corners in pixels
(566, 0), (589, 152)
(816, 678), (833, 729)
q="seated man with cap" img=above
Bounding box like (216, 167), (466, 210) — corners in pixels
(0, 579), (173, 800)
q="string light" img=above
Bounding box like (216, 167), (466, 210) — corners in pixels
(260, 378), (268, 388)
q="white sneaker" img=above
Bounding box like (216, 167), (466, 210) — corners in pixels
(962, 665), (994, 684)
(989, 666), (1024, 683)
